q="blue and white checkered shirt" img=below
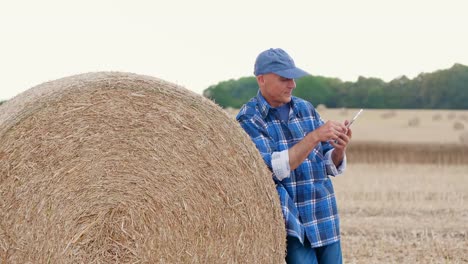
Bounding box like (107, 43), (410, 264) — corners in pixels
(236, 91), (346, 248)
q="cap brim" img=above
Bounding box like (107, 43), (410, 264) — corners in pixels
(274, 67), (309, 79)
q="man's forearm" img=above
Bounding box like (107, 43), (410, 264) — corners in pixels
(288, 132), (321, 170)
(331, 148), (345, 167)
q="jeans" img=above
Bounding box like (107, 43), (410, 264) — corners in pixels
(285, 236), (342, 264)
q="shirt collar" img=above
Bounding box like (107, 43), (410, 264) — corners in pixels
(256, 90), (298, 119)
(256, 90), (272, 119)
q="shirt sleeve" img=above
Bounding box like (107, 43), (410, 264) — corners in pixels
(324, 149), (346, 176)
(238, 116), (290, 181)
(271, 150), (291, 181)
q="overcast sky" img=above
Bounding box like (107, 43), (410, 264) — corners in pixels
(1, 0), (467, 100)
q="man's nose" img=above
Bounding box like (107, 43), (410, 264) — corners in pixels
(288, 79), (296, 88)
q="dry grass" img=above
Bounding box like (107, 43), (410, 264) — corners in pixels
(334, 163), (468, 263)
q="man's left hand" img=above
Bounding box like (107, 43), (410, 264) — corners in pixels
(330, 120), (353, 165)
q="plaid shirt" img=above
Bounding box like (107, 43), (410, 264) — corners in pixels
(236, 91), (345, 248)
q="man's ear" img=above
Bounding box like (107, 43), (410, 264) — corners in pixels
(256, 75), (264, 87)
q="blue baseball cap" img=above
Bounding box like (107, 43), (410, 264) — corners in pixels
(254, 48), (309, 79)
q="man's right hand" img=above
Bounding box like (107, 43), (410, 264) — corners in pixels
(312, 120), (348, 142)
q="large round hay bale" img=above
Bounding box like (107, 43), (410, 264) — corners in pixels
(0, 72), (285, 263)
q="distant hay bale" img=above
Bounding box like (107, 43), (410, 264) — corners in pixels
(316, 104), (327, 111)
(432, 113), (442, 121)
(459, 114), (468, 122)
(381, 110), (397, 119)
(408, 117), (420, 127)
(0, 72), (285, 263)
(460, 132), (468, 145)
(453, 121), (464, 130)
(447, 112), (456, 120)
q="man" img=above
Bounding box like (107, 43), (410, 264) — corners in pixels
(236, 48), (352, 264)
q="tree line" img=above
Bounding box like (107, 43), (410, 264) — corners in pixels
(203, 63), (468, 109)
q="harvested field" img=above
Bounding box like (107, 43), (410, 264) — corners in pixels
(334, 163), (468, 263)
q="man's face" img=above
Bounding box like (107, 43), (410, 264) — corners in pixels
(257, 73), (296, 107)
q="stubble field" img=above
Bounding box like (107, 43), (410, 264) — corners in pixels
(323, 108), (468, 263)
(334, 163), (467, 263)
(228, 107), (468, 263)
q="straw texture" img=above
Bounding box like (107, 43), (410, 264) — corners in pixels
(0, 72), (285, 263)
